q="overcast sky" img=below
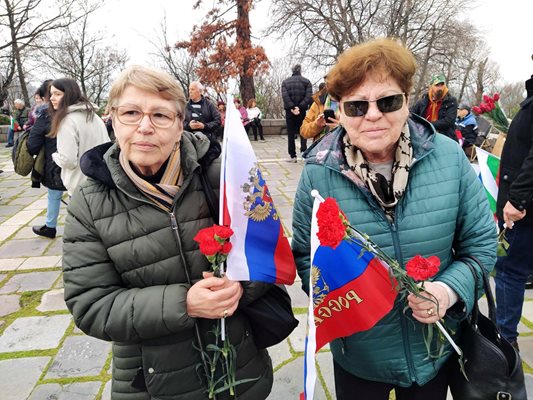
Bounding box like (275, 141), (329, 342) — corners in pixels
(95, 0), (532, 86)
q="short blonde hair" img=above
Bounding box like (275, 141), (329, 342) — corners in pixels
(108, 65), (186, 118)
(326, 38), (417, 101)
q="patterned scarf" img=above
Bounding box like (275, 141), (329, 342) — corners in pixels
(120, 142), (183, 212)
(343, 124), (412, 221)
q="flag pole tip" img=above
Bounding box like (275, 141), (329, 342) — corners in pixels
(311, 189), (320, 198)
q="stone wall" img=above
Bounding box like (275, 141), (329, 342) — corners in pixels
(262, 119), (287, 136)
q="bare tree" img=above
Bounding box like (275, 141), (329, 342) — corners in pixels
(38, 3), (128, 106)
(147, 15), (197, 95)
(499, 82), (526, 119)
(0, 0), (81, 105)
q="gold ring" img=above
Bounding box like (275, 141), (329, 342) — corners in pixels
(222, 309), (228, 318)
(427, 308), (434, 316)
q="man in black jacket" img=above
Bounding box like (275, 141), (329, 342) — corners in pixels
(494, 74), (533, 349)
(410, 74), (458, 141)
(184, 81), (221, 140)
(281, 64), (312, 162)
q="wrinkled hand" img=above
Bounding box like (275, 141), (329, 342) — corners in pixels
(291, 107), (300, 116)
(407, 281), (449, 324)
(503, 201), (526, 229)
(187, 272), (243, 319)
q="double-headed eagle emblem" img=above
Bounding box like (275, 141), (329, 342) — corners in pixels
(242, 166), (279, 222)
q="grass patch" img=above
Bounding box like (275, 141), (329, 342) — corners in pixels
(0, 290), (68, 335)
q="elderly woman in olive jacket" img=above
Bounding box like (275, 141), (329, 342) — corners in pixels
(62, 66), (272, 400)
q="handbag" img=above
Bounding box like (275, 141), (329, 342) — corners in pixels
(449, 256), (527, 400)
(198, 166), (299, 350)
(241, 284), (299, 349)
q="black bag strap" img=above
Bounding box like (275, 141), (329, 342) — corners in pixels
(199, 168), (219, 222)
(462, 256), (497, 325)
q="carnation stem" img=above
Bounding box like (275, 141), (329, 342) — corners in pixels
(220, 261), (226, 341)
(435, 320), (462, 357)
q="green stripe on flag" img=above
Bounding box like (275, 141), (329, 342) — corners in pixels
(487, 154), (500, 181)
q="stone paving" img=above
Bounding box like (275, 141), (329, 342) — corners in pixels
(0, 136), (532, 399)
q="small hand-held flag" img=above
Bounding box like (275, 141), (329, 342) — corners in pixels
(220, 94), (296, 284)
(302, 190), (397, 400)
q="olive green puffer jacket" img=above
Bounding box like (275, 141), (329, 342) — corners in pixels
(292, 115), (497, 387)
(63, 132), (273, 400)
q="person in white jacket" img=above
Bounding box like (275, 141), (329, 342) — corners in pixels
(48, 78), (110, 196)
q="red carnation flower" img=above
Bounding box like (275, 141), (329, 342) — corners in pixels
(193, 226), (215, 243)
(483, 94), (490, 103)
(493, 93), (500, 101)
(213, 225), (234, 240)
(316, 197), (348, 249)
(220, 241), (232, 255)
(472, 106), (481, 114)
(199, 238), (222, 257)
(405, 255), (440, 281)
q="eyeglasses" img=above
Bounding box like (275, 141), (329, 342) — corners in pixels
(342, 93), (405, 117)
(112, 106), (180, 128)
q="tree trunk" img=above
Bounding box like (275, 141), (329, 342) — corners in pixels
(236, 0), (256, 104)
(475, 58), (488, 104)
(414, 28), (436, 101)
(14, 43), (29, 106)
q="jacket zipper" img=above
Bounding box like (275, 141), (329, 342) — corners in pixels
(322, 163), (422, 382)
(168, 210), (214, 398)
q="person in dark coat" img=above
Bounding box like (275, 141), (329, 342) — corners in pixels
(27, 79), (66, 239)
(494, 74), (533, 349)
(184, 81), (222, 140)
(281, 64), (312, 162)
(410, 74), (458, 141)
(62, 66), (273, 400)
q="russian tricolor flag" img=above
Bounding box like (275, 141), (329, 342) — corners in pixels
(302, 192), (397, 399)
(220, 94), (296, 284)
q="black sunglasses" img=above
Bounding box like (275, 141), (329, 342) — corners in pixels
(343, 93), (405, 117)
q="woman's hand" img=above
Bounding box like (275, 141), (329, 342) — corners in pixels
(407, 281), (450, 324)
(325, 116), (340, 128)
(316, 114), (327, 128)
(186, 273), (243, 319)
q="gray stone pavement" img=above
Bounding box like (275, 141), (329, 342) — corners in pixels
(0, 136), (531, 399)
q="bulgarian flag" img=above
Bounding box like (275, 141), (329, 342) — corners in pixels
(9, 116), (20, 131)
(475, 147), (500, 215)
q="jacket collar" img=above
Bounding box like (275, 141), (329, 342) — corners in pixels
(80, 131), (211, 191)
(304, 113), (436, 174)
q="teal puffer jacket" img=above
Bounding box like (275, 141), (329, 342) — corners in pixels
(292, 115), (497, 387)
(63, 132), (273, 400)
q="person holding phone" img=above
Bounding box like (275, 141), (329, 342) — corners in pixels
(300, 82), (340, 143)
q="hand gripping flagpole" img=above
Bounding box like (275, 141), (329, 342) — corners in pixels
(310, 190), (462, 359)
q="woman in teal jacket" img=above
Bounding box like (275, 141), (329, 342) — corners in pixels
(292, 38), (496, 399)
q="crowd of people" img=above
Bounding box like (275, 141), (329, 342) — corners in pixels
(0, 36), (531, 400)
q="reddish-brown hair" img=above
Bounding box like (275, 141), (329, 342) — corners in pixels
(326, 38), (417, 101)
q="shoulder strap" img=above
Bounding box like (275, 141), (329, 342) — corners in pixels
(199, 167), (219, 222)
